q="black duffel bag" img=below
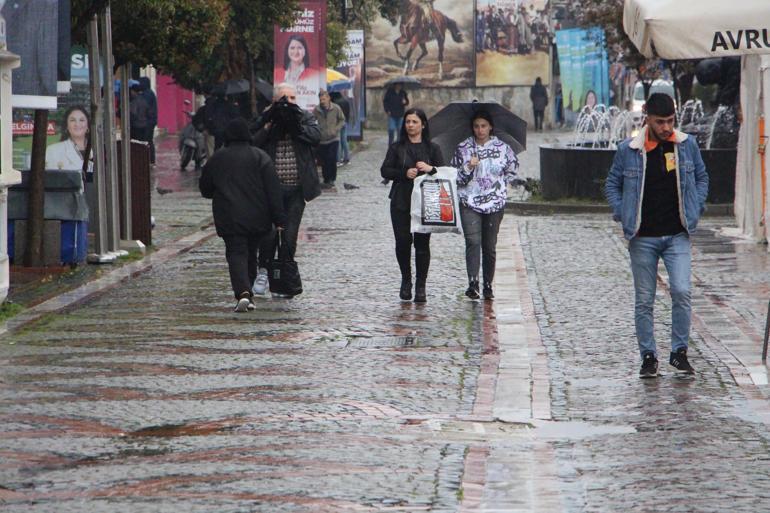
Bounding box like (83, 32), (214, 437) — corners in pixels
(268, 231), (303, 296)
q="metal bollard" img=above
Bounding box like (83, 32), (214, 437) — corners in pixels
(762, 300), (770, 362)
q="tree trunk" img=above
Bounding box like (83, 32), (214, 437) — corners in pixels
(23, 109), (48, 267)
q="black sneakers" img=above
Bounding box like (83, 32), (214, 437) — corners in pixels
(669, 348), (695, 374)
(639, 352), (659, 378)
(465, 280), (480, 300)
(483, 282), (494, 300)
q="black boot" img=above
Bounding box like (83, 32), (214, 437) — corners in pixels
(465, 278), (480, 300)
(414, 281), (427, 303)
(400, 277), (412, 300)
(483, 282), (494, 300)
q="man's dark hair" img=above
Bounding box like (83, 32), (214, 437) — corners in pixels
(644, 93), (675, 117)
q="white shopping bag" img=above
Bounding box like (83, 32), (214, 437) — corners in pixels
(410, 166), (463, 235)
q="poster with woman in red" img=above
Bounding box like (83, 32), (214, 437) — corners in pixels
(274, 2), (327, 111)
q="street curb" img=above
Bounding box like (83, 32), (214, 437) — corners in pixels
(0, 226), (217, 338)
(506, 201), (734, 217)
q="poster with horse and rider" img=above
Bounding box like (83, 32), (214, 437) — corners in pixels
(366, 0), (474, 88)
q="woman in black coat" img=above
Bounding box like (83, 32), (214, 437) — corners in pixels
(380, 108), (445, 303)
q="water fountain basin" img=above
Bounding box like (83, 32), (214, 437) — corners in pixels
(540, 143), (736, 204)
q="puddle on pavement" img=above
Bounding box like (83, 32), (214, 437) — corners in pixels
(410, 418), (634, 443)
(127, 420), (236, 437)
(531, 420), (636, 440)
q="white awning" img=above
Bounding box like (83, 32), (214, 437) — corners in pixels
(624, 0), (770, 59)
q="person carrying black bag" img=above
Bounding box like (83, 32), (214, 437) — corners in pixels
(251, 82), (321, 299)
(380, 107), (445, 303)
(200, 118), (286, 312)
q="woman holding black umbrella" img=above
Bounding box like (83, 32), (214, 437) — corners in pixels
(380, 108), (445, 303)
(451, 110), (519, 300)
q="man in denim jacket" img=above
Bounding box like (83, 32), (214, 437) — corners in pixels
(605, 93), (709, 378)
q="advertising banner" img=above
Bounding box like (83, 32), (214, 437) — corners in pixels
(274, 1), (327, 111)
(334, 30), (366, 139)
(366, 0), (473, 88)
(3, 0), (59, 109)
(475, 0), (551, 86)
(555, 27), (609, 117)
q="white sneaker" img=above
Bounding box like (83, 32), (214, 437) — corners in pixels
(234, 297), (251, 312)
(252, 267), (269, 297)
(234, 292), (254, 312)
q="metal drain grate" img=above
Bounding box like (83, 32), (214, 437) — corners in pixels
(345, 336), (418, 348)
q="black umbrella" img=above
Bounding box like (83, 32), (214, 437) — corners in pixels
(255, 79), (273, 100)
(384, 75), (421, 90)
(212, 78), (250, 96)
(432, 126), (525, 163)
(428, 101), (527, 160)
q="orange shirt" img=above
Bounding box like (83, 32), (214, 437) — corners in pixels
(644, 128), (677, 153)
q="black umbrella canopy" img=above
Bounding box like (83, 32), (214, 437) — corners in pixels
(384, 75), (421, 90)
(212, 78), (250, 96)
(429, 100), (527, 154)
(255, 79), (273, 100)
(432, 126), (525, 164)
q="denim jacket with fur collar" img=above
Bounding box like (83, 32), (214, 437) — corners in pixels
(605, 127), (709, 240)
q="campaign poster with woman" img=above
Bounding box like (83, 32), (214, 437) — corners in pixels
(274, 1), (327, 111)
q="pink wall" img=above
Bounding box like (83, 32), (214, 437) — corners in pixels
(156, 74), (195, 135)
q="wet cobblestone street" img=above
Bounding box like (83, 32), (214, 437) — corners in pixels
(3, 134), (770, 512)
(517, 216), (770, 512)
(1, 135), (496, 512)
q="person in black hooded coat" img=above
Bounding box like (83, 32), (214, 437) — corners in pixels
(200, 118), (286, 311)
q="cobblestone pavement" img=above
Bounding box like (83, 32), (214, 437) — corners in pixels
(515, 215), (770, 512)
(0, 134), (515, 512)
(4, 132), (770, 512)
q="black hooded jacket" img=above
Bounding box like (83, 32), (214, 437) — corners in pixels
(199, 119), (286, 236)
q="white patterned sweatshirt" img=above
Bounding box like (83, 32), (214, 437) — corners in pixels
(451, 136), (519, 214)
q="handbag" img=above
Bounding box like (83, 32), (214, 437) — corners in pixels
(267, 231), (303, 296)
(410, 166), (463, 235)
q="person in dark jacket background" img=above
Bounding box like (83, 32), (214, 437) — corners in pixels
(129, 84), (150, 142)
(529, 77), (548, 131)
(205, 93), (242, 151)
(200, 118), (286, 312)
(330, 91), (352, 165)
(380, 107), (445, 303)
(138, 77), (158, 164)
(383, 83), (409, 146)
(252, 82), (321, 298)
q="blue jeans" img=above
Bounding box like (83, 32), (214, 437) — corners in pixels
(628, 233), (692, 358)
(338, 125), (350, 162)
(387, 116), (403, 146)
